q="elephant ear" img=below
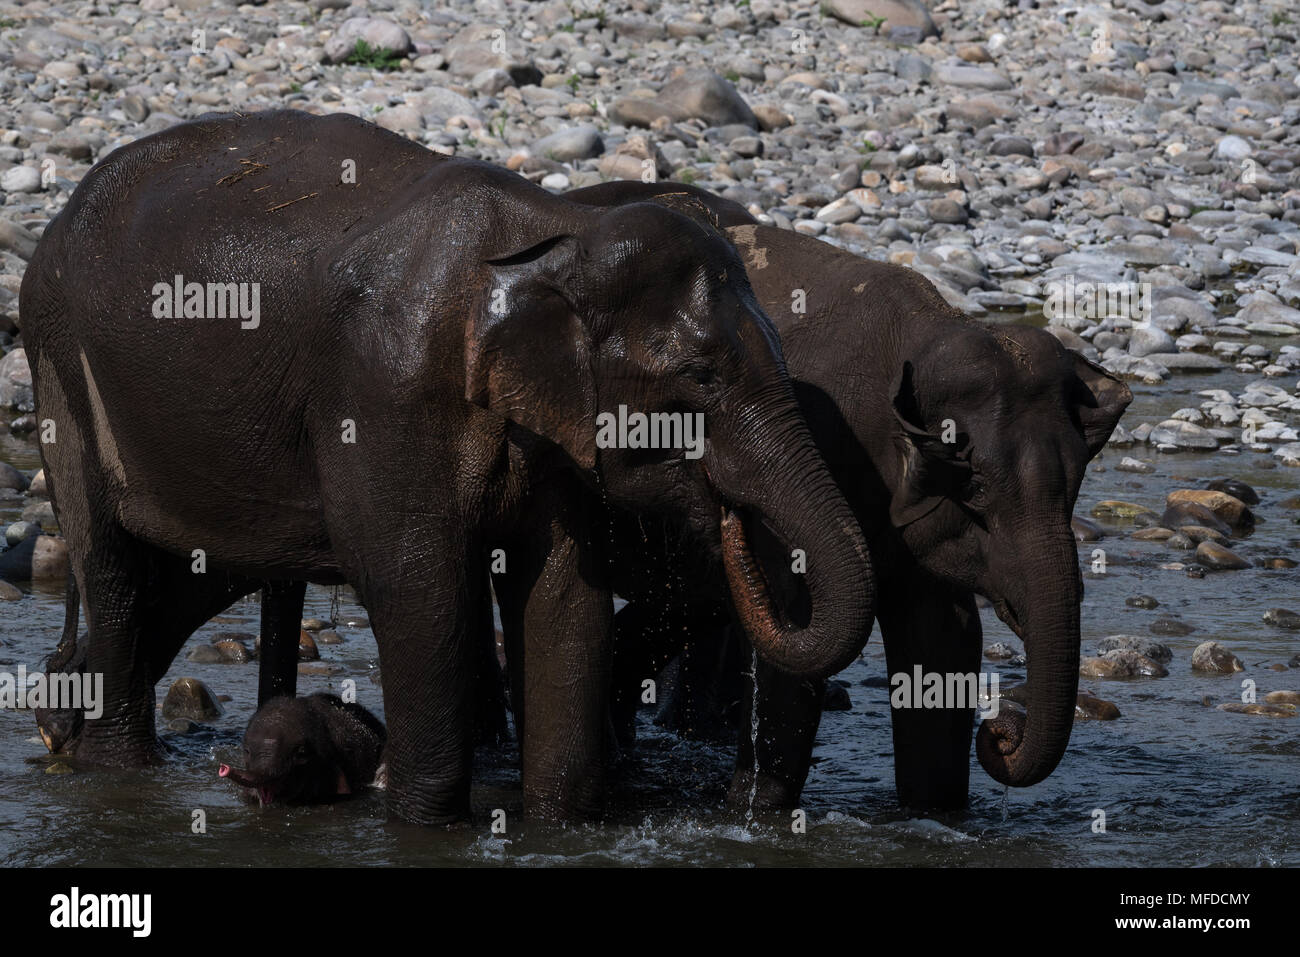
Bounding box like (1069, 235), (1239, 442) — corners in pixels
(1069, 352), (1132, 458)
(464, 232), (598, 470)
(888, 361), (972, 528)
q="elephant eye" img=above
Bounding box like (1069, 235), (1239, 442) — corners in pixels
(959, 475), (988, 509)
(679, 361), (717, 387)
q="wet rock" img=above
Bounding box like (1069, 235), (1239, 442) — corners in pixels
(1194, 541), (1250, 571)
(1217, 703), (1296, 717)
(1125, 595), (1160, 609)
(298, 661), (345, 676)
(1149, 618), (1195, 637)
(824, 682), (851, 711)
(1180, 526), (1227, 546)
(27, 470), (48, 497)
(1265, 690), (1300, 706)
(166, 718), (201, 734)
(1079, 650), (1168, 678)
(1160, 504), (1232, 538)
(1095, 635), (1172, 663)
(0, 348), (33, 411)
(1090, 500), (1159, 523)
(1115, 457), (1155, 474)
(1191, 641), (1244, 674)
(1206, 479), (1259, 506)
(0, 464), (27, 495)
(186, 644), (224, 664)
(1264, 558), (1297, 570)
(298, 630), (320, 661)
(5, 521), (41, 546)
(315, 630), (344, 645)
(1071, 516), (1105, 542)
(1132, 527), (1175, 541)
(1075, 692), (1121, 720)
(300, 618), (331, 632)
(1263, 609), (1300, 630)
(213, 639), (251, 663)
(984, 641), (1019, 660)
(1166, 490), (1254, 534)
(161, 677), (223, 722)
(0, 535), (69, 581)
(0, 580), (21, 601)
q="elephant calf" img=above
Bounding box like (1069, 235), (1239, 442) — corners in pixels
(219, 693), (386, 805)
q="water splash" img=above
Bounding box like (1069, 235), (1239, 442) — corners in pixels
(744, 644), (759, 831)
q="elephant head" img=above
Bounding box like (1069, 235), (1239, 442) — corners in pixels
(464, 188), (874, 678)
(884, 323), (1130, 788)
(218, 696), (354, 806)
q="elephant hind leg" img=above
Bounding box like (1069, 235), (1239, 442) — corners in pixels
(66, 525), (257, 764)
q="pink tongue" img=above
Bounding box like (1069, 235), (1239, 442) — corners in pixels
(218, 764), (231, 777)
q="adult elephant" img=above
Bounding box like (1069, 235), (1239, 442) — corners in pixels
(20, 110), (875, 824)
(565, 181), (1131, 810)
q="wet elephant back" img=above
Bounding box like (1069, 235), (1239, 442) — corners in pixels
(32, 111), (454, 570)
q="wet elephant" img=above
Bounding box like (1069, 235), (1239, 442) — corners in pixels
(21, 110), (875, 823)
(565, 181), (1131, 811)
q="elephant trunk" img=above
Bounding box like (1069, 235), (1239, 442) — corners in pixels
(976, 523), (1081, 787)
(716, 424), (874, 679)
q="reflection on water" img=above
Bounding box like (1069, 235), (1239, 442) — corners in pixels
(1, 334), (1298, 866)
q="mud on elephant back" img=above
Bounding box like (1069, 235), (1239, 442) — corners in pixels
(564, 180), (1132, 812)
(20, 109), (876, 824)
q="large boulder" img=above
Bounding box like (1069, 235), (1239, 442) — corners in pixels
(443, 24), (541, 87)
(612, 70), (758, 130)
(323, 18), (412, 64)
(822, 0), (939, 39)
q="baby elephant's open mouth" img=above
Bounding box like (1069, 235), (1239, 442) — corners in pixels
(218, 764), (276, 806)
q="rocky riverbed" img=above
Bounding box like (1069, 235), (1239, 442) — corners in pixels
(0, 0), (1297, 865)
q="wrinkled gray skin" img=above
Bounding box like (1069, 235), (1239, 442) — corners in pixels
(566, 182), (1132, 810)
(21, 110), (875, 824)
(219, 693), (386, 805)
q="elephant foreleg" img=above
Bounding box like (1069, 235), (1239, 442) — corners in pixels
(493, 477), (613, 820)
(728, 643), (826, 810)
(880, 575), (982, 812)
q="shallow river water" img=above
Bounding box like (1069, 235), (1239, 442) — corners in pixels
(1, 319), (1297, 867)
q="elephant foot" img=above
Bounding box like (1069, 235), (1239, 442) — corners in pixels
(727, 768), (802, 811)
(896, 784), (970, 814)
(72, 723), (167, 768)
(34, 706), (83, 755)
